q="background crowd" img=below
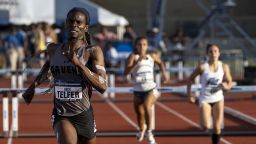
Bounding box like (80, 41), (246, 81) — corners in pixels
(0, 22), (190, 75)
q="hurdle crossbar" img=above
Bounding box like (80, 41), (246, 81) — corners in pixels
(1, 84), (256, 138)
(0, 65), (193, 75)
(1, 130), (256, 138)
(0, 85), (256, 94)
(225, 106), (256, 125)
(0, 69), (40, 75)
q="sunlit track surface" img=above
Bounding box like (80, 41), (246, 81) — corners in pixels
(1, 94), (256, 144)
(1, 130), (256, 138)
(1, 94), (253, 104)
(225, 93), (256, 117)
(1, 78), (256, 144)
(156, 99), (256, 144)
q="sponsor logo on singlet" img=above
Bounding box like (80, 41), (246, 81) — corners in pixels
(135, 71), (153, 83)
(206, 78), (219, 86)
(205, 78), (220, 95)
(50, 66), (80, 76)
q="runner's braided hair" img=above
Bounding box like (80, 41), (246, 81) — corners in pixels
(67, 7), (92, 45)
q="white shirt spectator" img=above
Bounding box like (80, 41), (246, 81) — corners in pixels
(105, 46), (119, 67)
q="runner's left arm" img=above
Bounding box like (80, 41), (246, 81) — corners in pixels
(72, 46), (108, 94)
(221, 63), (233, 90)
(151, 53), (169, 83)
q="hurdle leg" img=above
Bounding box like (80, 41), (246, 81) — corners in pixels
(12, 95), (19, 137)
(152, 105), (155, 130)
(11, 72), (17, 89)
(195, 76), (200, 97)
(11, 71), (19, 137)
(3, 93), (9, 137)
(153, 72), (160, 129)
(103, 75), (109, 98)
(178, 61), (183, 81)
(18, 72), (23, 99)
(22, 60), (27, 81)
(165, 61), (170, 80)
(109, 74), (115, 99)
(155, 73), (161, 97)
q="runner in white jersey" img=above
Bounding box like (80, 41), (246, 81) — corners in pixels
(187, 44), (233, 144)
(125, 37), (168, 144)
(132, 54), (156, 91)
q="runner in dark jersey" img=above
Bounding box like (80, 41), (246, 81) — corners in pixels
(22, 7), (107, 144)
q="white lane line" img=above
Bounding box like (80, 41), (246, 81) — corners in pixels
(7, 123), (13, 144)
(156, 102), (199, 128)
(99, 95), (139, 130)
(156, 102), (232, 144)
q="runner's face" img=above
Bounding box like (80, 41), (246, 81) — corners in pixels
(66, 11), (88, 39)
(136, 39), (148, 55)
(207, 45), (220, 61)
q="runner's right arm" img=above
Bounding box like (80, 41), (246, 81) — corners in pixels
(124, 53), (138, 76)
(22, 43), (55, 104)
(187, 64), (203, 104)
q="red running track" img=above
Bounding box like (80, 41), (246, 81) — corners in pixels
(0, 78), (256, 144)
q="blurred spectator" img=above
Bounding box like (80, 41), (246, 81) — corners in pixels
(58, 23), (68, 43)
(93, 25), (117, 49)
(35, 23), (46, 66)
(169, 27), (190, 65)
(35, 23), (46, 53)
(27, 23), (37, 57)
(146, 27), (167, 54)
(0, 38), (8, 68)
(17, 26), (28, 70)
(16, 26), (27, 48)
(123, 24), (137, 43)
(0, 39), (4, 53)
(43, 22), (58, 44)
(104, 41), (119, 68)
(4, 26), (25, 70)
(169, 27), (189, 51)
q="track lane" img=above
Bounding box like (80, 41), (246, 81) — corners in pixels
(1, 78), (256, 144)
(225, 100), (256, 118)
(159, 100), (256, 144)
(107, 94), (221, 144)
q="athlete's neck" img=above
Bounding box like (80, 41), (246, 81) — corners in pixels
(208, 59), (218, 66)
(68, 35), (86, 47)
(139, 52), (147, 57)
(69, 39), (87, 50)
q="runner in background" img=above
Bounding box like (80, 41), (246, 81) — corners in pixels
(187, 43), (233, 144)
(124, 36), (168, 144)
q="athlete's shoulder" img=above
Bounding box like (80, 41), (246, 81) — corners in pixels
(85, 45), (101, 51)
(149, 52), (158, 60)
(199, 62), (206, 67)
(47, 42), (59, 49)
(221, 62), (230, 71)
(126, 51), (135, 58)
(47, 43), (61, 56)
(85, 45), (104, 60)
(196, 62), (206, 73)
(85, 45), (102, 54)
